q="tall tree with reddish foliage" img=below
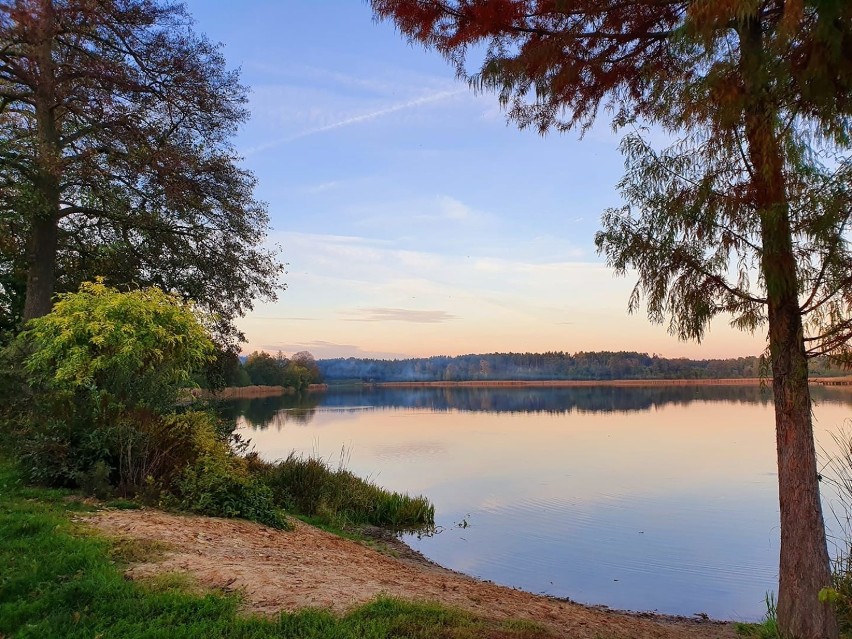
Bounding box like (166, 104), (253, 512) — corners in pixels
(372, 1), (852, 637)
(0, 0), (283, 345)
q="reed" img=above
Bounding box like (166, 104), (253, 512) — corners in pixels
(253, 451), (435, 531)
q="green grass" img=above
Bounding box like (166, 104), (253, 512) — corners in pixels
(294, 514), (377, 543)
(104, 498), (143, 510)
(828, 552), (852, 638)
(0, 455), (548, 638)
(734, 593), (778, 639)
(254, 452), (435, 532)
(107, 536), (172, 564)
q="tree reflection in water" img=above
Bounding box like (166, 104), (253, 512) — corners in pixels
(221, 384), (852, 430)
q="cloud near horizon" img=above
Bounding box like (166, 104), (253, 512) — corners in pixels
(256, 340), (406, 360)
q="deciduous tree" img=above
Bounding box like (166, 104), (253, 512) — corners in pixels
(291, 350), (321, 384)
(244, 350), (284, 387)
(0, 0), (283, 345)
(372, 1), (852, 636)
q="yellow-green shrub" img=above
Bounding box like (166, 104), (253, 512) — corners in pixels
(11, 281), (213, 492)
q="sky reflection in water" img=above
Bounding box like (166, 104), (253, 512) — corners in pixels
(227, 385), (852, 620)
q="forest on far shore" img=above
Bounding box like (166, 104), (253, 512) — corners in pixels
(317, 351), (848, 384)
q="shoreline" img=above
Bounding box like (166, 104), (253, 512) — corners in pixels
(89, 507), (738, 638)
(369, 378), (768, 388)
(191, 385), (292, 400)
(360, 524), (736, 627)
(202, 377), (852, 397)
(340, 376), (852, 389)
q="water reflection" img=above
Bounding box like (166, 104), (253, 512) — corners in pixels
(228, 384), (852, 430)
(219, 394), (321, 429)
(221, 384), (852, 620)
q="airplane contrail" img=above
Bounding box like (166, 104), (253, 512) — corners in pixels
(245, 88), (465, 155)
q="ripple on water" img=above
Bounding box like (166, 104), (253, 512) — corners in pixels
(407, 489), (779, 619)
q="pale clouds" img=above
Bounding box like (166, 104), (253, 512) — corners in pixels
(240, 230), (766, 359)
(300, 180), (344, 194)
(258, 340), (405, 360)
(244, 61), (408, 95)
(434, 196), (484, 222)
(259, 229), (635, 335)
(177, 0), (766, 362)
(343, 307), (458, 324)
(274, 231), (607, 303)
(349, 194), (494, 234)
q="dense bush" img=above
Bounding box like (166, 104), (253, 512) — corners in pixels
(22, 280), (213, 409)
(173, 454), (286, 529)
(6, 281), (214, 493)
(13, 391), (114, 487)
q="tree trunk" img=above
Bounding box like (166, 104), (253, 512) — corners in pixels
(760, 154), (837, 638)
(761, 188), (837, 639)
(737, 16), (838, 638)
(754, 128), (838, 639)
(739, 20), (837, 637)
(768, 275), (837, 639)
(22, 213), (59, 321)
(23, 0), (61, 322)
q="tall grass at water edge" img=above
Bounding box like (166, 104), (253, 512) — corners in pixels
(249, 450), (435, 531)
(819, 425), (852, 635)
(734, 593), (778, 639)
(2, 387), (434, 532)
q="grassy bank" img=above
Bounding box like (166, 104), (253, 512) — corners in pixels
(249, 452), (434, 532)
(0, 455), (547, 639)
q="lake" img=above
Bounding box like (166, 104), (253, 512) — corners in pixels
(223, 384), (852, 621)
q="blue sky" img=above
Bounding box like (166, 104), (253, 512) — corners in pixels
(182, 0), (764, 360)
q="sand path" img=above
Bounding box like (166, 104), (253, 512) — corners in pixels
(89, 509), (738, 639)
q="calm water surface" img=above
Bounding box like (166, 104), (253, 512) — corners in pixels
(224, 385), (852, 621)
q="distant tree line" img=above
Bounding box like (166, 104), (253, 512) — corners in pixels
(318, 351), (848, 383)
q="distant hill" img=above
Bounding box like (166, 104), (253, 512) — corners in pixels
(317, 351), (847, 383)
